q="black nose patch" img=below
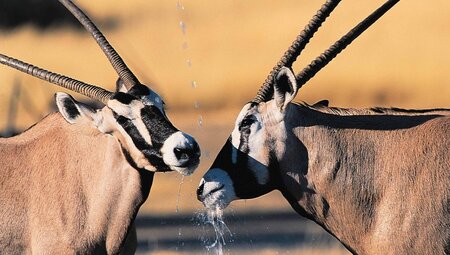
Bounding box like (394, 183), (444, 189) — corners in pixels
(174, 142), (200, 160)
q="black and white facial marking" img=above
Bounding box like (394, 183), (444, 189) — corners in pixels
(197, 102), (281, 209)
(197, 67), (298, 209)
(56, 82), (201, 176)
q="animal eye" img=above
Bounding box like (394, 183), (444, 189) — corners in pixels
(239, 117), (254, 130)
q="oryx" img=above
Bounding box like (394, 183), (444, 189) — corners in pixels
(0, 0), (200, 254)
(197, 0), (450, 254)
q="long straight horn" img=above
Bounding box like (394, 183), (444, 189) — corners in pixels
(254, 0), (342, 103)
(0, 54), (113, 104)
(295, 0), (400, 89)
(58, 0), (139, 90)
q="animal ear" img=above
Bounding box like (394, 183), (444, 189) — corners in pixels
(116, 78), (128, 93)
(55, 92), (97, 124)
(274, 66), (299, 111)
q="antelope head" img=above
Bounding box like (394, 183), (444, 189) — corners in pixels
(0, 0), (200, 175)
(197, 0), (399, 209)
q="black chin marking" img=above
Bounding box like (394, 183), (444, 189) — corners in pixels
(210, 138), (273, 199)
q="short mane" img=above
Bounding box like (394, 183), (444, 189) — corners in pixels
(297, 102), (450, 116)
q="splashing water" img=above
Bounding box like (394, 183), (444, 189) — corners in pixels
(196, 208), (233, 255)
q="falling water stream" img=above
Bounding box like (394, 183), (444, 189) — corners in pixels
(175, 1), (227, 253)
(175, 5), (187, 251)
(175, 175), (185, 251)
(175, 176), (185, 214)
(196, 207), (233, 255)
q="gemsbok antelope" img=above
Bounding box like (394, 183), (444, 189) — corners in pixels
(197, 0), (450, 254)
(0, 0), (200, 254)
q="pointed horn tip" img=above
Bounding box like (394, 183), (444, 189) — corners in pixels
(256, 0), (342, 102)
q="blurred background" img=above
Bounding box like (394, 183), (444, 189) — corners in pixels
(0, 0), (448, 254)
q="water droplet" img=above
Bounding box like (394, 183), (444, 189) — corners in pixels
(176, 1), (185, 11)
(194, 100), (200, 109)
(176, 176), (185, 213)
(179, 21), (187, 34)
(191, 81), (198, 88)
(186, 59), (192, 68)
(198, 115), (203, 127)
(177, 227), (183, 247)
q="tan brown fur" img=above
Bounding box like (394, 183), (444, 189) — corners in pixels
(0, 113), (150, 254)
(274, 102), (450, 254)
(197, 67), (449, 254)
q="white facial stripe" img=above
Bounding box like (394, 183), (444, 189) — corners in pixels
(231, 103), (252, 163)
(132, 118), (152, 146)
(108, 99), (154, 146)
(115, 123), (156, 171)
(236, 104), (252, 123)
(107, 99), (145, 119)
(247, 119), (270, 185)
(231, 103), (252, 150)
(232, 103), (271, 186)
(231, 125), (241, 165)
